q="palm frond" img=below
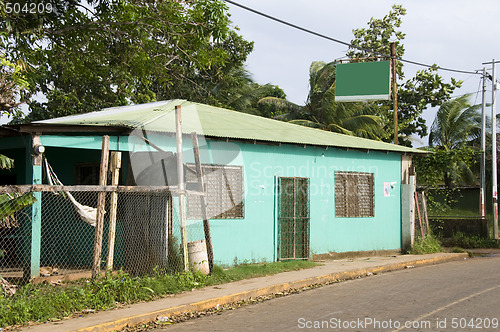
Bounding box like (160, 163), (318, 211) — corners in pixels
(289, 119), (323, 129)
(0, 154), (14, 170)
(326, 123), (355, 136)
(258, 97), (301, 111)
(0, 193), (37, 228)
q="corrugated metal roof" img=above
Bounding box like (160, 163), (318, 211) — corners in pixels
(34, 99), (426, 154)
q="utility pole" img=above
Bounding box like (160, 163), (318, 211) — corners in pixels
(391, 42), (398, 145)
(484, 59), (500, 240)
(480, 68), (487, 219)
(493, 60), (499, 240)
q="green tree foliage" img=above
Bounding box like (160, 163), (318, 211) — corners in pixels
(347, 5), (406, 69)
(0, 54), (26, 169)
(0, 156), (36, 229)
(413, 146), (476, 188)
(347, 4), (462, 145)
(1, 0), (254, 122)
(0, 54), (28, 117)
(414, 96), (480, 188)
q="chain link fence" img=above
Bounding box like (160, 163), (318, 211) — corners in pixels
(0, 187), (209, 283)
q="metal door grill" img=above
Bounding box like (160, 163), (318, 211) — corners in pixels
(335, 172), (374, 217)
(278, 177), (310, 260)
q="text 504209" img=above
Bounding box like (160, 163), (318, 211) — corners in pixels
(5, 2), (53, 14)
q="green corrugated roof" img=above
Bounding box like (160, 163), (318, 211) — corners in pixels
(34, 99), (425, 154)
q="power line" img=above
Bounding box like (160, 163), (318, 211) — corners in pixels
(224, 0), (481, 76)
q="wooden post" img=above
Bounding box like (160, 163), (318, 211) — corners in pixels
(420, 191), (430, 235)
(92, 135), (110, 279)
(176, 106), (189, 271)
(106, 151), (121, 270)
(414, 191), (425, 239)
(191, 132), (214, 273)
(391, 42), (398, 145)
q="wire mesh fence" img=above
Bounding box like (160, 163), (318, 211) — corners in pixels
(0, 187), (209, 283)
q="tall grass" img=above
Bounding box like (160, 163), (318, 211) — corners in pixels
(409, 233), (442, 255)
(0, 260), (317, 328)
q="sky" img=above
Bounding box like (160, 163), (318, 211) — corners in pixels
(224, 0), (500, 146)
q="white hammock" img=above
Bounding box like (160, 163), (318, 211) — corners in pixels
(44, 158), (101, 227)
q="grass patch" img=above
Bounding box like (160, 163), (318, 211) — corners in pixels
(0, 260), (317, 328)
(409, 233), (442, 255)
(429, 207), (481, 217)
(441, 232), (500, 249)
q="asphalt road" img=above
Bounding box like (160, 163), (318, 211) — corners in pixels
(157, 254), (500, 331)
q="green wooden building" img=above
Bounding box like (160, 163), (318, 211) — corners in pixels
(0, 100), (424, 278)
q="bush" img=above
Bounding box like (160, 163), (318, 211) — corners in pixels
(445, 232), (499, 249)
(410, 233), (442, 254)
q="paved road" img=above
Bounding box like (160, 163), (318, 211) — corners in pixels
(158, 255), (500, 331)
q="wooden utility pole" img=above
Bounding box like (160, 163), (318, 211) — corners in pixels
(106, 151), (122, 270)
(176, 106), (189, 271)
(391, 42), (398, 145)
(92, 135), (110, 279)
(191, 132), (214, 273)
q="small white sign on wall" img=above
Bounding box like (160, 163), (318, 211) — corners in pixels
(384, 182), (397, 197)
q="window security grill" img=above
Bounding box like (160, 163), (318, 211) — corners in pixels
(335, 172), (374, 217)
(186, 164), (244, 219)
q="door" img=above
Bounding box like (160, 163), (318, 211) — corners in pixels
(278, 177), (310, 260)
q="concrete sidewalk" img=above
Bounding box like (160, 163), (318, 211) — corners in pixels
(22, 252), (468, 332)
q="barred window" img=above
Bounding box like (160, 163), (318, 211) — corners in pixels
(186, 164), (244, 219)
(335, 172), (374, 218)
(74, 163), (100, 185)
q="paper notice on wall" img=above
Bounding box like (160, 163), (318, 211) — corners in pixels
(384, 182), (397, 197)
(384, 182), (391, 197)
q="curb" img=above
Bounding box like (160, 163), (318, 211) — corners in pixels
(75, 253), (468, 332)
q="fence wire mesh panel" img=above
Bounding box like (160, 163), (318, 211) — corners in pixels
(0, 198), (32, 280)
(278, 177), (310, 260)
(0, 187), (213, 282)
(335, 172), (374, 218)
(40, 191), (98, 275)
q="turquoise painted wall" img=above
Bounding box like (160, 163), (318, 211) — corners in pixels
(195, 141), (402, 265)
(0, 134), (402, 268)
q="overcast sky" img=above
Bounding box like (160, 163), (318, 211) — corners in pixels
(225, 0), (500, 145)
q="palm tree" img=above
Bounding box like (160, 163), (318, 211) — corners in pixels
(259, 61), (385, 140)
(210, 66), (287, 116)
(429, 95), (481, 150)
(428, 95), (481, 187)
